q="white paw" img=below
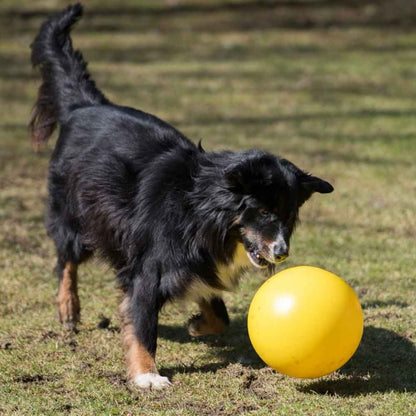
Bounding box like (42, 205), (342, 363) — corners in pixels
(133, 373), (172, 390)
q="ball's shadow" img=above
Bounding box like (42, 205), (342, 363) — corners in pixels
(160, 320), (416, 395)
(298, 326), (416, 396)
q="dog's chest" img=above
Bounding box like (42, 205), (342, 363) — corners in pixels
(185, 243), (251, 302)
(216, 243), (252, 290)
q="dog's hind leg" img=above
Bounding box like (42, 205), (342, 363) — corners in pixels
(188, 297), (230, 337)
(51, 227), (91, 331)
(47, 188), (91, 331)
(47, 169), (93, 331)
(56, 258), (80, 331)
(54, 239), (92, 331)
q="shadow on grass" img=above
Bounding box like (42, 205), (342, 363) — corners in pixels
(159, 315), (264, 378)
(175, 109), (416, 127)
(3, 0), (416, 32)
(299, 326), (416, 396)
(362, 299), (410, 309)
(160, 321), (416, 395)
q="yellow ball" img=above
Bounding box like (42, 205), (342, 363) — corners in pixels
(248, 266), (363, 378)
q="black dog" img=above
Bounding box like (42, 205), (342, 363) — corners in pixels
(30, 4), (333, 389)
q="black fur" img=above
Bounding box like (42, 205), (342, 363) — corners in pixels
(30, 4), (333, 384)
(29, 4), (108, 149)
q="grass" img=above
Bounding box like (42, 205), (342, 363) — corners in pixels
(1, 1), (416, 415)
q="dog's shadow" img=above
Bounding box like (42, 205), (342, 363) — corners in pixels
(158, 316), (264, 377)
(159, 320), (416, 395)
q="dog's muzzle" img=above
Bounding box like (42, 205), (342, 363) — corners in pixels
(246, 245), (289, 268)
(272, 240), (289, 264)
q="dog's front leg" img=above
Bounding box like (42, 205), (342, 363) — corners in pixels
(120, 279), (171, 390)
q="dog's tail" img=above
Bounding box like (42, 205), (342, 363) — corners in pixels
(29, 3), (108, 150)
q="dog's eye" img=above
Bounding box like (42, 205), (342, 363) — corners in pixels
(259, 208), (270, 216)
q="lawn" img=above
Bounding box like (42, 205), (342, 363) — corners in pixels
(0, 1), (415, 415)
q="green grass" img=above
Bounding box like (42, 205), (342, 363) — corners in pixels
(1, 1), (416, 415)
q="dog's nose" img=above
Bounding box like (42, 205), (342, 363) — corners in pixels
(273, 245), (289, 263)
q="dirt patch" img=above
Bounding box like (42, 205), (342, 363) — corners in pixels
(97, 315), (111, 329)
(39, 331), (59, 341)
(0, 340), (12, 350)
(101, 371), (127, 387)
(15, 374), (58, 384)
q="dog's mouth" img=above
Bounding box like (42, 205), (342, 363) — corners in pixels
(246, 248), (272, 269)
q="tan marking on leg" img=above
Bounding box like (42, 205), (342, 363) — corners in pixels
(57, 262), (80, 331)
(188, 299), (228, 337)
(119, 296), (157, 378)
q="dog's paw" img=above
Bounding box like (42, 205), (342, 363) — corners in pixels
(188, 313), (227, 337)
(133, 373), (172, 390)
(57, 293), (80, 332)
(188, 313), (204, 337)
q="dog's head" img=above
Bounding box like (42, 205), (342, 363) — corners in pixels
(225, 151), (333, 268)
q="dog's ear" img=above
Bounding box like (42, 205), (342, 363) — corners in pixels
(280, 158), (333, 205)
(298, 173), (334, 206)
